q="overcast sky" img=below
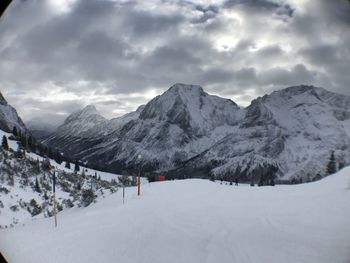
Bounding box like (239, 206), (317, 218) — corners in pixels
(0, 0), (349, 127)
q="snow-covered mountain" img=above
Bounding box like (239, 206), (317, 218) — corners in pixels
(0, 91), (27, 133)
(44, 105), (110, 158)
(46, 83), (242, 172)
(177, 85), (350, 182)
(44, 84), (350, 182)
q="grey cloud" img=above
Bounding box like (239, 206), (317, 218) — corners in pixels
(292, 0), (350, 94)
(120, 9), (185, 37)
(256, 45), (284, 58)
(0, 0), (349, 126)
(143, 46), (200, 69)
(259, 64), (317, 86)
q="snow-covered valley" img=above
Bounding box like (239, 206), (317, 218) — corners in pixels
(1, 167), (350, 263)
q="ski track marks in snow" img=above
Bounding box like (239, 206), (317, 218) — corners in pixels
(1, 169), (350, 263)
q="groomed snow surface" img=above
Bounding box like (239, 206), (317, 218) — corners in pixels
(1, 168), (350, 263)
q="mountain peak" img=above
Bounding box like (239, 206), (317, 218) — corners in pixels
(81, 105), (99, 115)
(72, 104), (100, 117)
(138, 83), (241, 136)
(64, 105), (105, 126)
(168, 83), (204, 93)
(0, 91), (8, 105)
(270, 85), (324, 98)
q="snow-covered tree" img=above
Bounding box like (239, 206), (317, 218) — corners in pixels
(250, 175), (255, 187)
(81, 189), (96, 207)
(326, 151), (337, 175)
(28, 199), (42, 216)
(12, 126), (18, 137)
(65, 161), (71, 169)
(1, 135), (9, 151)
(74, 162), (80, 173)
(34, 177), (42, 193)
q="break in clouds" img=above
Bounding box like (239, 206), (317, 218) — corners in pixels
(0, 0), (349, 127)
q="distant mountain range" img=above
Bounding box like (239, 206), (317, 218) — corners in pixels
(41, 84), (350, 183)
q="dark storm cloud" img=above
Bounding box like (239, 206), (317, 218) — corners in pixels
(223, 0), (294, 17)
(224, 0), (280, 9)
(0, 0), (349, 127)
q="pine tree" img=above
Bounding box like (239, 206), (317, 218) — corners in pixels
(28, 136), (33, 149)
(74, 162), (80, 173)
(65, 161), (71, 169)
(250, 175), (255, 187)
(326, 151), (337, 175)
(44, 191), (49, 200)
(1, 135), (9, 151)
(209, 174), (215, 182)
(35, 177), (42, 193)
(81, 189), (96, 207)
(54, 151), (63, 164)
(12, 126), (18, 137)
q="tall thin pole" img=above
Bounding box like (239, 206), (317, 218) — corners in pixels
(137, 173), (140, 196)
(53, 171), (57, 228)
(137, 154), (141, 196)
(123, 181), (125, 204)
(53, 191), (57, 228)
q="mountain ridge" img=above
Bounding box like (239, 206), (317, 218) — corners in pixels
(40, 84), (350, 182)
(0, 91), (28, 133)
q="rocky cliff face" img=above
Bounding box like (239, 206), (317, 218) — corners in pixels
(175, 85), (350, 182)
(43, 84), (350, 182)
(0, 91), (27, 133)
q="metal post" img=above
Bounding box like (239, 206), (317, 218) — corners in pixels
(137, 174), (140, 196)
(53, 191), (57, 228)
(137, 154), (141, 196)
(52, 171), (57, 228)
(123, 182), (125, 204)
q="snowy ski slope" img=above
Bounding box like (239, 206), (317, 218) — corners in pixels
(1, 166), (349, 263)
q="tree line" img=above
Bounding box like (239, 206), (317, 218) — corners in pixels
(1, 126), (82, 172)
